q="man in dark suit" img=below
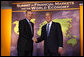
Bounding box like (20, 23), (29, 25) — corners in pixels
(17, 10), (34, 56)
(33, 12), (63, 56)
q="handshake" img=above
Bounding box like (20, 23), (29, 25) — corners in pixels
(32, 37), (38, 43)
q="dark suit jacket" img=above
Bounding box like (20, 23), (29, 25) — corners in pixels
(37, 22), (63, 54)
(17, 19), (34, 52)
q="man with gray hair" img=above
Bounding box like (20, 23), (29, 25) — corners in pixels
(33, 12), (63, 56)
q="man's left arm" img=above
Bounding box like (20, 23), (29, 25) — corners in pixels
(57, 23), (63, 54)
(58, 23), (63, 47)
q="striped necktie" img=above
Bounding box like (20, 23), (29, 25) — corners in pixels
(47, 23), (50, 37)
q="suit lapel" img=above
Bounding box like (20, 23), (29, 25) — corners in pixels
(30, 22), (34, 35)
(44, 25), (47, 37)
(25, 19), (33, 34)
(25, 19), (30, 27)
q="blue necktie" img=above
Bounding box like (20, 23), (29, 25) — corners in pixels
(47, 24), (50, 37)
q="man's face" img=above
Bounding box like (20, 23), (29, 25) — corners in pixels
(26, 11), (33, 20)
(45, 13), (52, 23)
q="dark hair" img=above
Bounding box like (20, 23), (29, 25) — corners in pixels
(25, 10), (32, 14)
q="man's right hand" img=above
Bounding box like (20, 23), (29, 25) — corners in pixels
(33, 37), (37, 43)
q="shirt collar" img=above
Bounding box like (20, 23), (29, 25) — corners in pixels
(26, 18), (30, 23)
(47, 21), (52, 25)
